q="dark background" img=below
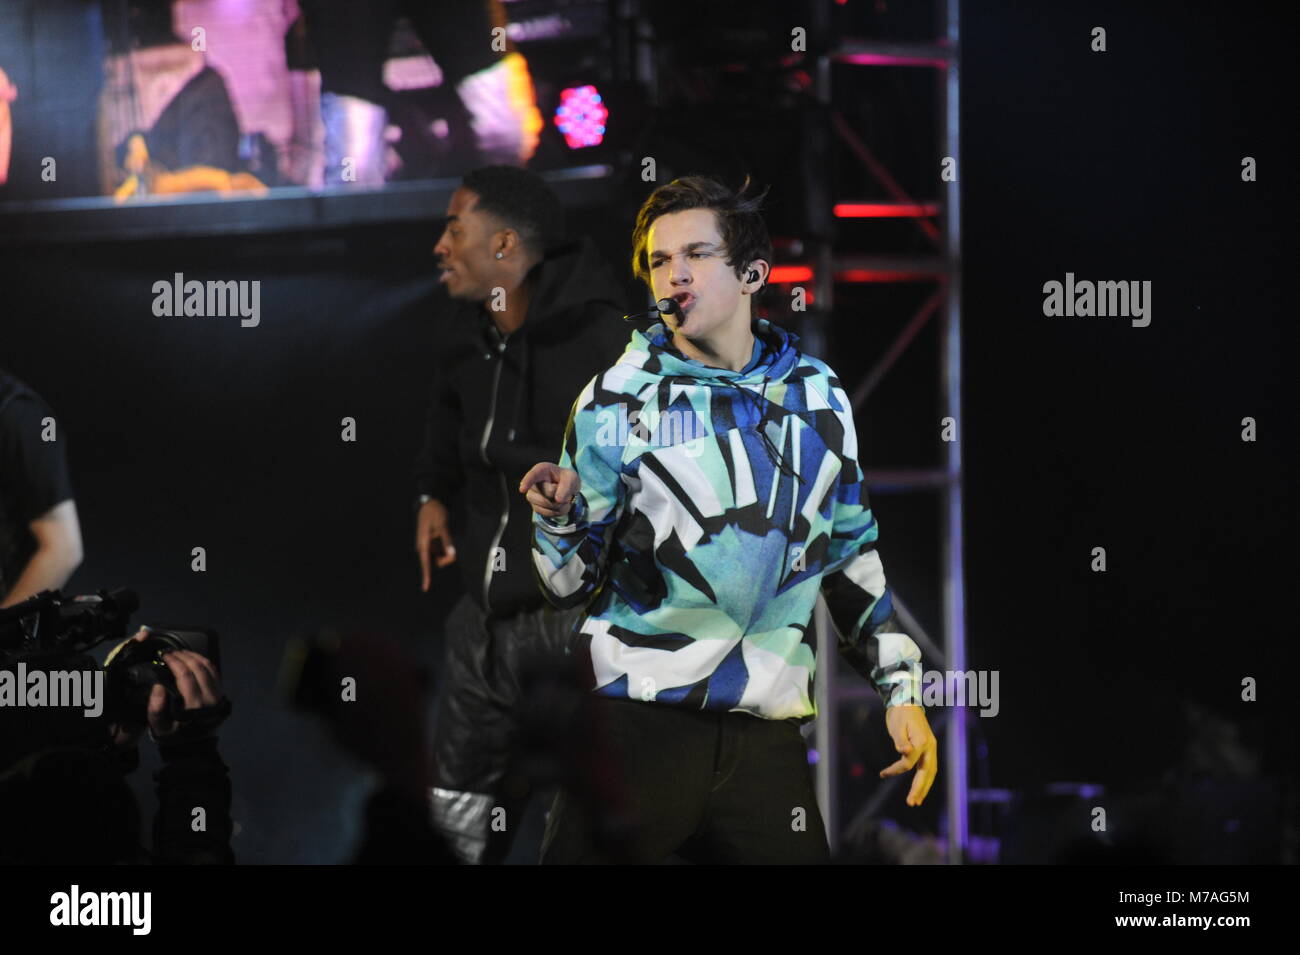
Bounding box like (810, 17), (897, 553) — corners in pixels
(1, 0), (1293, 863)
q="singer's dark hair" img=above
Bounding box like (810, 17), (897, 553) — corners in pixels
(461, 165), (566, 256)
(630, 174), (773, 315)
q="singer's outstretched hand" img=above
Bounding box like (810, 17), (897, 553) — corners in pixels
(520, 462), (581, 519)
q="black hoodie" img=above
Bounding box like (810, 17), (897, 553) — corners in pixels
(413, 236), (632, 617)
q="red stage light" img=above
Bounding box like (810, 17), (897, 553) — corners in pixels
(768, 265), (814, 283)
(833, 202), (940, 218)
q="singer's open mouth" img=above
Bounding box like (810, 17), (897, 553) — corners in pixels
(671, 292), (695, 311)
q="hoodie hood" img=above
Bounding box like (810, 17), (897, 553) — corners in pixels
(475, 235), (626, 346)
(623, 317), (802, 387)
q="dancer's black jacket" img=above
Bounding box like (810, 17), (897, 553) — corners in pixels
(414, 236), (630, 616)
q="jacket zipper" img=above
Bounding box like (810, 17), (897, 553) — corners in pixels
(480, 331), (510, 612)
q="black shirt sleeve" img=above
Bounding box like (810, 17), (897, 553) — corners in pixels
(0, 393), (75, 524)
(0, 393), (75, 595)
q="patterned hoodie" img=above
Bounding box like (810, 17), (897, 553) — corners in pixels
(532, 317), (923, 721)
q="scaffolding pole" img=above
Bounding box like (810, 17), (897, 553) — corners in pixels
(939, 0), (968, 865)
(813, 0), (967, 863)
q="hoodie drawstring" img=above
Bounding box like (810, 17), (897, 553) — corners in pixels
(754, 376), (804, 484)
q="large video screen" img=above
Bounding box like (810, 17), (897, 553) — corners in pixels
(0, 0), (618, 214)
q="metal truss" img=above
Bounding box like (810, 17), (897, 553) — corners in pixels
(806, 0), (967, 865)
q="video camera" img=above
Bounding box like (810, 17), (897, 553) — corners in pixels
(0, 587), (220, 730)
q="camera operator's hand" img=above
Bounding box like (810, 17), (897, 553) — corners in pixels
(148, 647), (228, 743)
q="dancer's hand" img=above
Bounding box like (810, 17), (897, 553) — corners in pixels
(520, 462), (581, 520)
(416, 496), (457, 590)
(879, 704), (938, 806)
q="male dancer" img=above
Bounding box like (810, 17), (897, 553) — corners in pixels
(522, 175), (938, 863)
(415, 164), (628, 863)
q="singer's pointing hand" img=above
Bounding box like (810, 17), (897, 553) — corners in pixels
(520, 462), (581, 519)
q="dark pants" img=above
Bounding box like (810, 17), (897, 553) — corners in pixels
(431, 593), (587, 864)
(541, 696), (830, 864)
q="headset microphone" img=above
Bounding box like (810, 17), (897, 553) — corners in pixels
(622, 297), (680, 322)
